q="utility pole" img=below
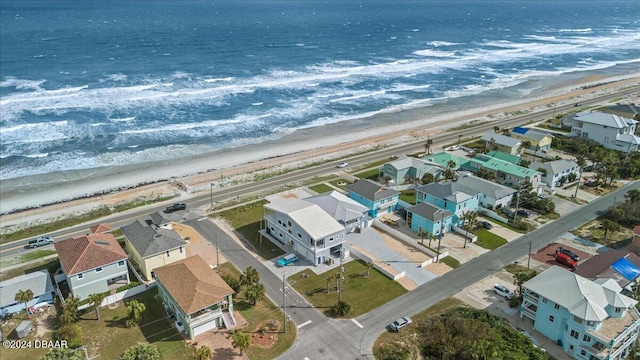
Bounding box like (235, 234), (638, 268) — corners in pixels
(282, 273), (286, 333)
(338, 249), (344, 303)
(513, 185), (521, 222)
(215, 233), (219, 268)
(527, 241), (532, 269)
(210, 182), (214, 210)
(436, 209), (444, 263)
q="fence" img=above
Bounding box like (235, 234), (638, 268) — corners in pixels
(451, 226), (478, 243)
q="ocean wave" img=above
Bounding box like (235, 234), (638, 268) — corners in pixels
(559, 28), (593, 33)
(0, 77), (46, 90)
(413, 49), (457, 57)
(427, 41), (461, 47)
(25, 153), (49, 158)
(110, 116), (136, 122)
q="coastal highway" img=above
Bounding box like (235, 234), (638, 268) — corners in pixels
(1, 84), (638, 257)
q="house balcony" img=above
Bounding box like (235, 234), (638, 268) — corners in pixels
(588, 308), (640, 349)
(188, 308), (223, 328)
(521, 302), (537, 320)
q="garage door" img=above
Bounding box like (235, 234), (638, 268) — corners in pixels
(192, 318), (219, 337)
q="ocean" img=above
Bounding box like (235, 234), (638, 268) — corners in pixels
(1, 0), (639, 181)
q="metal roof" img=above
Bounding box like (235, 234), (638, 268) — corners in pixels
(574, 111), (638, 128)
(455, 174), (516, 199)
(306, 191), (368, 223)
(0, 271), (54, 308)
(481, 132), (522, 148)
(265, 198), (345, 239)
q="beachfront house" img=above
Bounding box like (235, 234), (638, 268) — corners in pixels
(510, 127), (554, 151)
(263, 197), (347, 265)
(415, 181), (480, 226)
(455, 173), (516, 210)
(405, 202), (454, 238)
(520, 266), (640, 360)
(54, 228), (129, 300)
(121, 214), (187, 281)
(481, 132), (523, 155)
(154, 255), (236, 339)
(346, 179), (400, 218)
(304, 190), (369, 233)
(380, 157), (442, 185)
(565, 111), (640, 152)
(0, 271), (54, 317)
(529, 159), (580, 191)
(599, 103), (640, 121)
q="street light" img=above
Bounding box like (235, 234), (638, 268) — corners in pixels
(435, 209), (445, 263)
(210, 182), (214, 210)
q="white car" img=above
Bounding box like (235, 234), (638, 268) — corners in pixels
(337, 162), (348, 168)
(493, 284), (515, 300)
(390, 317), (412, 332)
(448, 145), (460, 151)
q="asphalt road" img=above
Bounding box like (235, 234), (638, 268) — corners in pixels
(277, 180), (640, 360)
(3, 85), (637, 258)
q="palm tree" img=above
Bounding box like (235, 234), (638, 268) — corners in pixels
(195, 346), (213, 360)
(428, 231), (437, 248)
(461, 211), (478, 249)
(119, 343), (160, 360)
(240, 266), (260, 288)
(231, 331), (251, 355)
(424, 137), (433, 155)
(457, 134), (462, 146)
(521, 140), (532, 156)
(126, 300), (146, 327)
(335, 301), (351, 317)
(602, 220), (621, 242)
(246, 283), (265, 305)
(365, 261), (374, 278)
(493, 126), (500, 133)
(88, 293), (106, 320)
(60, 295), (81, 325)
(326, 273), (335, 293)
(15, 289), (34, 318)
(625, 189), (640, 205)
(574, 155), (586, 198)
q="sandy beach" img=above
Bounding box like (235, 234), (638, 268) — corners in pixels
(1, 71), (639, 228)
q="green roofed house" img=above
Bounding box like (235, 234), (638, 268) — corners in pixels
(486, 150), (521, 165)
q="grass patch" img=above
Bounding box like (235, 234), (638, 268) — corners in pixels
(288, 259), (407, 318)
(329, 178), (351, 189)
(373, 297), (468, 355)
(439, 256), (460, 269)
(216, 200), (284, 260)
(75, 288), (193, 360)
(215, 263), (296, 360)
(308, 183), (335, 194)
(0, 258), (61, 282)
(1, 196), (175, 245)
(539, 211), (561, 220)
(354, 168), (380, 181)
(448, 120), (488, 131)
(475, 230), (508, 250)
(399, 190), (417, 205)
(0, 249), (58, 268)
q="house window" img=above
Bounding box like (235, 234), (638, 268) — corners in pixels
(166, 251), (170, 257)
(570, 329), (579, 339)
(329, 237), (334, 242)
(549, 315), (554, 323)
(583, 335), (591, 342)
(569, 345), (574, 352)
(542, 297), (547, 303)
(118, 260), (125, 267)
(278, 219), (282, 225)
(298, 232), (302, 238)
(615, 307), (622, 314)
(586, 320), (595, 326)
(95, 267), (103, 273)
(580, 350), (586, 356)
(554, 303), (560, 310)
(287, 220), (292, 227)
(78, 273), (84, 280)
(179, 246), (183, 253)
(317, 239), (324, 247)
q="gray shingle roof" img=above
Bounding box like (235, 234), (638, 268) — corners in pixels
(529, 159), (578, 175)
(416, 182), (480, 203)
(346, 179), (399, 201)
(0, 271), (54, 308)
(455, 174), (516, 199)
(574, 111), (638, 128)
(407, 202), (453, 222)
(480, 132), (522, 148)
(121, 219), (186, 258)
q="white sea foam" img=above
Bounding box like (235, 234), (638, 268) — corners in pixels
(204, 77), (235, 83)
(25, 153), (49, 158)
(110, 116), (136, 122)
(413, 49), (457, 57)
(428, 41), (461, 47)
(559, 28), (593, 33)
(0, 77), (46, 90)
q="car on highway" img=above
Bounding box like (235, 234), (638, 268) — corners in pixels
(480, 221), (493, 230)
(27, 236), (54, 248)
(556, 246), (579, 262)
(277, 254), (299, 267)
(337, 162), (349, 168)
(165, 203), (187, 213)
(493, 284), (515, 300)
(389, 317), (412, 332)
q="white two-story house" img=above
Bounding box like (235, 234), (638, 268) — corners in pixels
(567, 111), (640, 152)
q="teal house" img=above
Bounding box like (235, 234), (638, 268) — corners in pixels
(406, 202), (454, 237)
(415, 181), (480, 226)
(346, 179), (399, 218)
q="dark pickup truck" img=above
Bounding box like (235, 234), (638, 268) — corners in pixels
(165, 203), (187, 213)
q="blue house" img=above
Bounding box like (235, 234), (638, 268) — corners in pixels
(415, 182), (480, 226)
(521, 266), (640, 360)
(346, 179), (400, 218)
(406, 202), (454, 237)
(1, 271), (54, 317)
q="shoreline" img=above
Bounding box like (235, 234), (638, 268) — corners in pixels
(1, 69), (639, 222)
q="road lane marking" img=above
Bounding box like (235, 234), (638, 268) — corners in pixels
(351, 319), (363, 328)
(197, 217), (208, 221)
(304, 357), (310, 360)
(297, 320), (312, 329)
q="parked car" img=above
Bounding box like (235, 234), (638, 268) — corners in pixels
(556, 246), (579, 262)
(448, 145), (460, 151)
(493, 284), (515, 300)
(389, 317), (412, 332)
(555, 252), (577, 268)
(165, 203), (187, 213)
(516, 209), (530, 218)
(27, 236), (54, 248)
(480, 221), (493, 230)
(337, 162), (349, 168)
(277, 254), (299, 267)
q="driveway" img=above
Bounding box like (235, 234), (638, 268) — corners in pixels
(550, 195), (582, 216)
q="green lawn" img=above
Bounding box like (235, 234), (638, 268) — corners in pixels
(216, 201), (284, 260)
(288, 259), (407, 318)
(74, 289), (193, 360)
(440, 256), (461, 269)
(308, 183), (335, 194)
(329, 178), (351, 189)
(399, 190), (417, 204)
(0, 258), (60, 282)
(373, 297), (468, 356)
(475, 229), (508, 250)
(354, 168), (380, 181)
(216, 263), (296, 360)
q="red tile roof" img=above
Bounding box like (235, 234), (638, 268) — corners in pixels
(154, 255), (234, 315)
(90, 223), (112, 234)
(54, 233), (127, 275)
